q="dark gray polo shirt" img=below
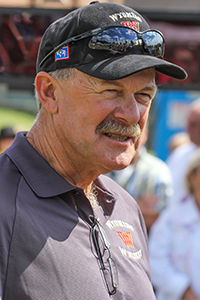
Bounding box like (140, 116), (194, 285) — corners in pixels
(0, 132), (156, 300)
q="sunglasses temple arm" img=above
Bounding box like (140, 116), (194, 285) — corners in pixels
(39, 28), (103, 68)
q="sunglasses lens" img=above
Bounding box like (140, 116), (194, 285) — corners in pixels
(142, 31), (164, 57)
(89, 27), (138, 52)
(89, 27), (164, 57)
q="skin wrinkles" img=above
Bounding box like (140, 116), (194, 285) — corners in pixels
(89, 75), (157, 105)
(28, 109), (81, 187)
(28, 68), (157, 191)
(51, 118), (80, 186)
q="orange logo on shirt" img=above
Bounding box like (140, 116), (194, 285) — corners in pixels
(117, 231), (134, 247)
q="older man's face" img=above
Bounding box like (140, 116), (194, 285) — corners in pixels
(54, 68), (156, 174)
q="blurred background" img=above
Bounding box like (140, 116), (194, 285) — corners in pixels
(0, 0), (200, 160)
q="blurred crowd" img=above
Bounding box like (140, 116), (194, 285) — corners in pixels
(0, 13), (57, 76)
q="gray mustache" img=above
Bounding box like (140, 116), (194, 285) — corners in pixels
(96, 119), (141, 138)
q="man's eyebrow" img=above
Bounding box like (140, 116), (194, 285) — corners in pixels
(95, 79), (123, 87)
(104, 80), (123, 86)
(140, 85), (158, 94)
(100, 80), (158, 92)
(90, 76), (158, 94)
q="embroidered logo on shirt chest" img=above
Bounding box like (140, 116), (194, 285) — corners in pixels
(117, 231), (133, 247)
(106, 219), (142, 260)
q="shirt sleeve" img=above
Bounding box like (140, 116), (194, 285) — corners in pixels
(0, 156), (20, 299)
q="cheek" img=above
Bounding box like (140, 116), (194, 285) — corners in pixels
(138, 105), (151, 129)
(134, 138), (142, 151)
(85, 103), (116, 130)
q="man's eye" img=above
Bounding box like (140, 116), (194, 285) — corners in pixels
(135, 93), (152, 104)
(105, 89), (118, 93)
(102, 89), (121, 97)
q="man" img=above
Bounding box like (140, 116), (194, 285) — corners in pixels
(0, 2), (187, 299)
(167, 98), (200, 206)
(0, 126), (15, 153)
(108, 126), (173, 233)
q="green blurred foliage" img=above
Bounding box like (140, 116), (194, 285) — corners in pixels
(0, 107), (36, 133)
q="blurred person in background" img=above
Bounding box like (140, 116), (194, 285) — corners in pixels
(108, 125), (173, 233)
(167, 98), (200, 206)
(0, 126), (15, 153)
(168, 131), (190, 154)
(149, 148), (200, 300)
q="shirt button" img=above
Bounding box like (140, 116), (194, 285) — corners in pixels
(74, 191), (81, 196)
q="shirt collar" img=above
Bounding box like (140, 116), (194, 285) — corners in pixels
(6, 131), (76, 198)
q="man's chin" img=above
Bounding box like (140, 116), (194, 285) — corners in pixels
(113, 163), (131, 171)
(99, 146), (137, 174)
(104, 157), (134, 174)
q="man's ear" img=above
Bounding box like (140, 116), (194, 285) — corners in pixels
(35, 72), (58, 114)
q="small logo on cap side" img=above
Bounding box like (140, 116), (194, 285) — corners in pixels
(55, 45), (70, 62)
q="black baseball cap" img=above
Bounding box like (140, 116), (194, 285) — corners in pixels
(36, 1), (187, 80)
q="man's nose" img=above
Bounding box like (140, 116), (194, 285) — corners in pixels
(113, 94), (140, 125)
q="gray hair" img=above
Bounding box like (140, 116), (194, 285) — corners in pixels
(34, 68), (76, 110)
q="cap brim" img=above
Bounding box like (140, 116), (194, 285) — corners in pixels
(75, 54), (187, 81)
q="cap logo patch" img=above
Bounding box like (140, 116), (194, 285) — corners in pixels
(121, 21), (139, 31)
(55, 45), (69, 62)
(117, 231), (134, 247)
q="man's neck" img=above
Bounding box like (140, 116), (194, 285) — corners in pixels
(26, 111), (98, 193)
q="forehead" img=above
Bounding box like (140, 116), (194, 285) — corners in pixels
(86, 68), (156, 88)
